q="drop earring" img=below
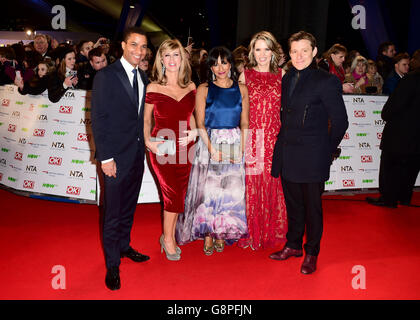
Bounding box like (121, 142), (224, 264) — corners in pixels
(162, 65), (166, 75)
(228, 70), (231, 78)
(212, 72), (216, 81)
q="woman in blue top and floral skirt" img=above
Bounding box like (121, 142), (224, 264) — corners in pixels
(176, 46), (250, 255)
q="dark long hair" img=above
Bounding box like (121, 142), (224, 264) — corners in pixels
(206, 46), (238, 83)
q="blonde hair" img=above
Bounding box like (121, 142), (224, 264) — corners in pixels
(152, 39), (191, 88)
(248, 31), (281, 74)
(350, 55), (368, 72)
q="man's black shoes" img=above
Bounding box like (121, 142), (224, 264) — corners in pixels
(121, 247), (150, 263)
(105, 267), (120, 291)
(366, 196), (397, 208)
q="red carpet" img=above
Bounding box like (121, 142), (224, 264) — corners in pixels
(0, 188), (419, 300)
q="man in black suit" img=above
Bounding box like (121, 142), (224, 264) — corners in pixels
(376, 41), (397, 81)
(366, 52), (420, 208)
(270, 31), (348, 274)
(91, 27), (150, 290)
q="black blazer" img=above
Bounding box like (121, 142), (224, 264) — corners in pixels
(47, 71), (77, 103)
(271, 65), (348, 183)
(18, 75), (49, 96)
(91, 60), (148, 168)
(380, 69), (420, 155)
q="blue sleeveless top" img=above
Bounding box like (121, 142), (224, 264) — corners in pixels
(205, 81), (242, 129)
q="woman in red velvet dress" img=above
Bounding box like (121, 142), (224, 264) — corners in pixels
(238, 31), (288, 250)
(144, 39), (197, 261)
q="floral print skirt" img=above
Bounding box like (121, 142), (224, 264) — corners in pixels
(176, 127), (248, 245)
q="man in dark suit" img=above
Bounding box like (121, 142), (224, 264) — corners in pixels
(382, 52), (410, 95)
(270, 31), (348, 274)
(376, 41), (397, 81)
(366, 53), (420, 208)
(91, 27), (150, 290)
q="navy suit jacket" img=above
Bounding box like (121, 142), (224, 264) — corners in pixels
(271, 65), (348, 183)
(91, 60), (148, 168)
(382, 70), (402, 95)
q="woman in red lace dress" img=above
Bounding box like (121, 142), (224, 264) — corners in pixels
(238, 31), (287, 250)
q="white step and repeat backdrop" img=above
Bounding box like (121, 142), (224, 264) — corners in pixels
(0, 85), (159, 203)
(327, 95), (420, 190)
(0, 85), (418, 202)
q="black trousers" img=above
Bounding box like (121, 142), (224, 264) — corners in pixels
(379, 151), (420, 205)
(102, 150), (144, 269)
(281, 178), (325, 256)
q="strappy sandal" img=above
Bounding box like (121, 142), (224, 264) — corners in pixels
(203, 237), (214, 256)
(214, 240), (225, 253)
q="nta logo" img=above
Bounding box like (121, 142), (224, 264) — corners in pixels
(64, 92), (75, 98)
(51, 142), (65, 149)
(2, 99), (10, 106)
(353, 97), (364, 103)
(26, 165), (37, 172)
(69, 170), (84, 178)
(341, 165), (353, 172)
(80, 118), (91, 125)
(359, 142), (371, 149)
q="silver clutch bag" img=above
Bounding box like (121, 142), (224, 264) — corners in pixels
(214, 143), (241, 162)
(150, 137), (176, 155)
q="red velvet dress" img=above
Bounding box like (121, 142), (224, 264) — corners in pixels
(146, 90), (196, 212)
(238, 68), (288, 250)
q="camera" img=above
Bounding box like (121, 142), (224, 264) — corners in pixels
(68, 70), (77, 79)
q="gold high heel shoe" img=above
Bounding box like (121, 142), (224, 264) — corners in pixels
(203, 237), (214, 256)
(160, 235), (180, 261)
(214, 240), (225, 253)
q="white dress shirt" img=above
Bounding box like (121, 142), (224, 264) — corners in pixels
(120, 55), (144, 112)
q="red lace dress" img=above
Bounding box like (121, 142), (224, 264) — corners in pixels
(237, 68), (288, 250)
